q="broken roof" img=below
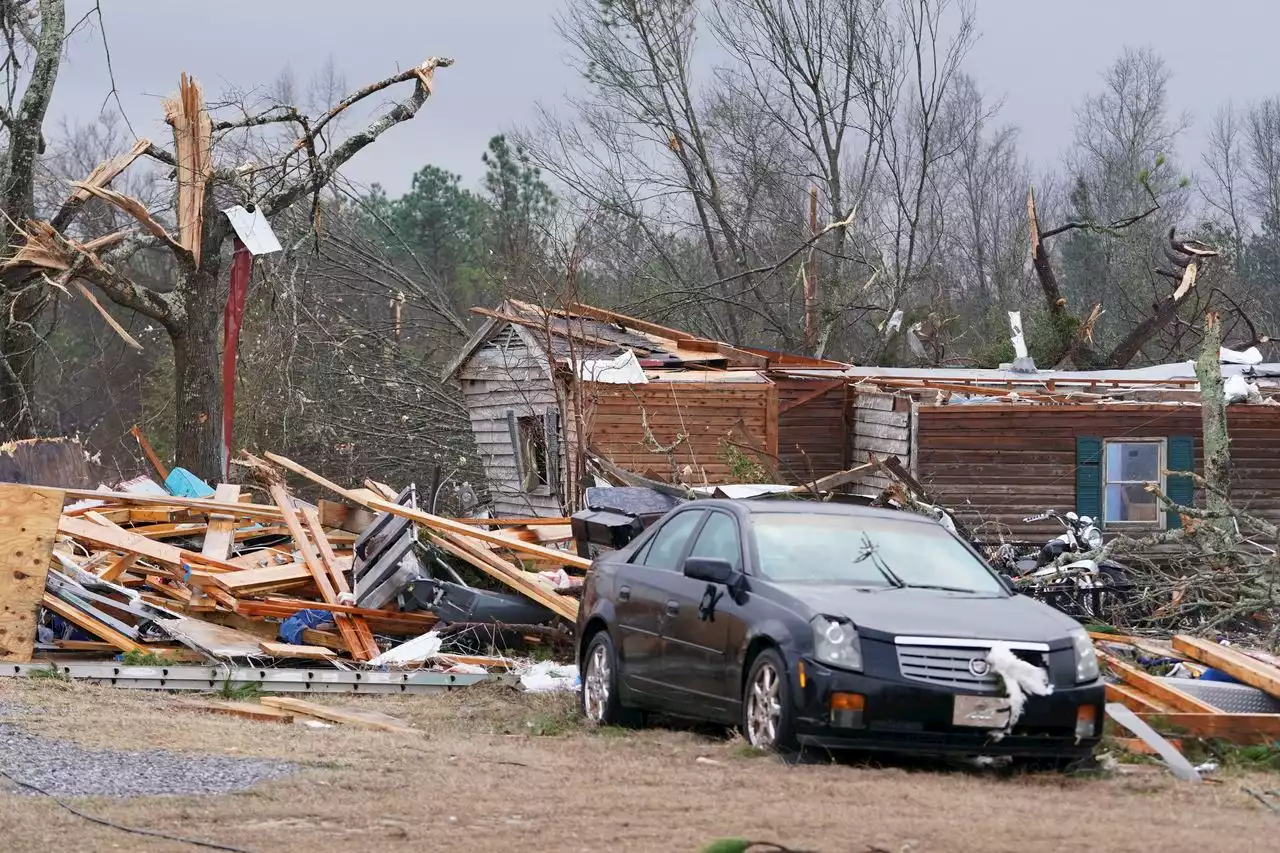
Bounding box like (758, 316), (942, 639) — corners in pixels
(444, 299), (846, 380)
(779, 362), (1280, 388)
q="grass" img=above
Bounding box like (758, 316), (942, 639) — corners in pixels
(120, 650), (180, 666)
(24, 665), (71, 684)
(216, 679), (263, 701)
(3, 678), (1280, 853)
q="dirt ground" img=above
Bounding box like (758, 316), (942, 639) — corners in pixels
(0, 677), (1276, 853)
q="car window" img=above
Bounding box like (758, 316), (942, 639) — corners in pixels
(750, 513), (1004, 594)
(637, 510), (705, 570)
(687, 512), (741, 571)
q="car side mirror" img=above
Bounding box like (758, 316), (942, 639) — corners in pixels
(683, 557), (734, 584)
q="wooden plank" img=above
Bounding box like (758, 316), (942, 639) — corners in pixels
(778, 380), (845, 415)
(1099, 653), (1221, 714)
(1090, 631), (1178, 660)
(0, 484), (64, 661)
(258, 641), (337, 660)
(40, 593), (144, 653)
(259, 697), (417, 733)
(302, 506), (378, 659)
(133, 522), (210, 540)
(58, 515), (241, 575)
(1105, 682), (1174, 714)
(1172, 636), (1280, 699)
(53, 486), (283, 520)
(267, 482), (370, 661)
(266, 451), (591, 570)
(201, 484), (240, 560)
(301, 628), (347, 652)
(319, 499), (377, 534)
(129, 424), (170, 481)
(212, 562), (314, 594)
(179, 700), (295, 724)
(1137, 713), (1280, 744)
(1112, 736), (1183, 755)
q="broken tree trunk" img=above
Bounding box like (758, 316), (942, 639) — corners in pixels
(1195, 312), (1232, 518)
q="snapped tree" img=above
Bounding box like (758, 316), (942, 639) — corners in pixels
(1, 57), (453, 481)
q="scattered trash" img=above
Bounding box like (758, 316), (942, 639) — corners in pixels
(518, 661), (579, 693)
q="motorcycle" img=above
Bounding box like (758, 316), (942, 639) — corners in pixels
(990, 509), (1131, 619)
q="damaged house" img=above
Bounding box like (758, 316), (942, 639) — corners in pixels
(447, 300), (1280, 545)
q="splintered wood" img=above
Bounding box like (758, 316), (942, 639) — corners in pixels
(1096, 634), (1280, 748)
(163, 72), (212, 265)
(11, 444), (586, 673)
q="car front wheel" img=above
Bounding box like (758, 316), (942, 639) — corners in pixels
(580, 631), (623, 726)
(742, 648), (796, 751)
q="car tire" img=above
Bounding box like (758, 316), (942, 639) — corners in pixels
(580, 631), (624, 727)
(741, 648), (796, 751)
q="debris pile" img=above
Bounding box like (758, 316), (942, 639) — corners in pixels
(4, 447), (587, 679)
(1094, 631), (1280, 749)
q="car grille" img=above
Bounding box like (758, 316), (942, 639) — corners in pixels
(894, 640), (1047, 692)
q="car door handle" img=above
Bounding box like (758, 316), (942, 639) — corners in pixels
(618, 585), (631, 601)
(665, 600), (680, 616)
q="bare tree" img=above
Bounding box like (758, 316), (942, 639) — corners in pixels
(0, 0), (63, 440)
(2, 57), (453, 480)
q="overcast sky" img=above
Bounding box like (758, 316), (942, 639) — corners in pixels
(48, 1), (1280, 198)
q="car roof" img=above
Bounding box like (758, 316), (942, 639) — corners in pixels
(683, 498), (937, 525)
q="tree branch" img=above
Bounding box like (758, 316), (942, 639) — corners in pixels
(262, 57), (453, 218)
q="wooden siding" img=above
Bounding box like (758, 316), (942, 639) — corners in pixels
(849, 391), (914, 494)
(775, 379), (847, 482)
(458, 325), (563, 518)
(916, 404), (1280, 542)
(582, 380), (776, 485)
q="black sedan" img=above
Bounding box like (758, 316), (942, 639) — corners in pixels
(575, 500), (1104, 761)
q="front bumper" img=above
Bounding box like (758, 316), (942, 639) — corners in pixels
(794, 659), (1104, 758)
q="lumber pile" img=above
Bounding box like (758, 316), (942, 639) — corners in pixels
(7, 447), (588, 669)
(1093, 632), (1280, 746)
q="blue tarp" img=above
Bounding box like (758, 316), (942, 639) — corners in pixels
(165, 467), (215, 498)
(279, 609), (333, 645)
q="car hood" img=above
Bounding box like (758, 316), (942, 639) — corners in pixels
(782, 585), (1077, 646)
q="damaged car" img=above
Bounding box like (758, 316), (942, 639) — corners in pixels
(575, 501), (1104, 763)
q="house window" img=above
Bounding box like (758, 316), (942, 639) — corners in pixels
(1103, 439), (1165, 527)
(517, 416), (549, 492)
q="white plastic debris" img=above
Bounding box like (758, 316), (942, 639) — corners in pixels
(986, 642), (1053, 736)
(369, 630), (443, 667)
(518, 660), (580, 693)
(1220, 345), (1263, 365)
(1224, 374), (1263, 404)
(881, 309), (904, 335)
(576, 350), (648, 384)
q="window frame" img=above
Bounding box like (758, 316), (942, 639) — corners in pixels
(1101, 437), (1167, 531)
(631, 509), (707, 571)
(515, 414), (549, 495)
(685, 509), (743, 572)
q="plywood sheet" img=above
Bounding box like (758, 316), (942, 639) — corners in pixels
(0, 484), (65, 661)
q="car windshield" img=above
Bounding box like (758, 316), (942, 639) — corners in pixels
(750, 513), (1005, 594)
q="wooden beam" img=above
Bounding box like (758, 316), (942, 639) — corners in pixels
(302, 506), (378, 659)
(267, 482), (372, 661)
(212, 562), (314, 595)
(40, 593), (144, 653)
(201, 484), (240, 560)
(1137, 713), (1280, 744)
(129, 424), (170, 481)
(0, 484), (65, 661)
(53, 486), (283, 520)
(1171, 636), (1280, 699)
(259, 696), (416, 733)
(178, 700), (295, 724)
(264, 451), (591, 570)
(58, 515), (240, 575)
(1105, 682), (1174, 714)
(258, 641), (337, 660)
(1099, 652), (1220, 714)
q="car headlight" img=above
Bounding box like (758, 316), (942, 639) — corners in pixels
(1084, 527), (1103, 549)
(812, 616), (862, 671)
(1070, 628), (1099, 682)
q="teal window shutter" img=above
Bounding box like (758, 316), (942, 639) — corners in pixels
(1076, 437), (1102, 521)
(1166, 435), (1195, 529)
